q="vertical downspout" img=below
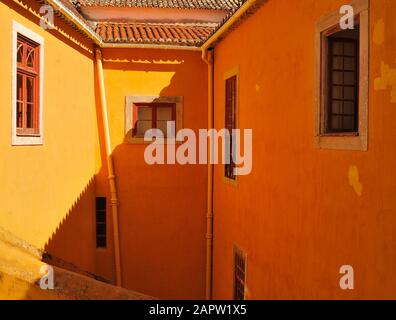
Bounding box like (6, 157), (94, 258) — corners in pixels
(202, 48), (214, 300)
(95, 47), (122, 287)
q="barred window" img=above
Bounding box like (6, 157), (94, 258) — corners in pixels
(96, 197), (106, 248)
(225, 75), (237, 180)
(233, 246), (246, 300)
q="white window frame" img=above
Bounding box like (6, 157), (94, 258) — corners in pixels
(11, 21), (44, 146)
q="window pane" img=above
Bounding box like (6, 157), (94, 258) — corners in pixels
(344, 57), (355, 71)
(332, 86), (343, 99)
(17, 73), (23, 101)
(333, 71), (343, 85)
(26, 77), (34, 103)
(332, 101), (342, 114)
(344, 86), (355, 100)
(156, 106), (173, 121)
(344, 42), (356, 56)
(17, 42), (23, 63)
(137, 106), (152, 120)
(344, 72), (355, 85)
(333, 56), (343, 69)
(156, 120), (168, 136)
(26, 47), (34, 67)
(136, 120), (152, 136)
(16, 102), (23, 128)
(343, 116), (355, 130)
(332, 42), (343, 55)
(331, 115), (342, 130)
(26, 103), (33, 128)
(96, 223), (106, 235)
(343, 101), (355, 115)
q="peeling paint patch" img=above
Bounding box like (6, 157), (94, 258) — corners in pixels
(374, 61), (396, 103)
(373, 19), (385, 45)
(348, 165), (362, 196)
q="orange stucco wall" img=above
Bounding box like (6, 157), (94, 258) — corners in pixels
(98, 48), (207, 299)
(0, 0), (98, 275)
(212, 0), (396, 299)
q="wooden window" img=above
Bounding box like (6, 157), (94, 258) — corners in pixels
(233, 246), (246, 300)
(12, 21), (44, 146)
(324, 27), (359, 134)
(225, 75), (237, 180)
(96, 197), (106, 248)
(132, 103), (176, 138)
(315, 0), (369, 151)
(16, 34), (40, 136)
(125, 96), (183, 144)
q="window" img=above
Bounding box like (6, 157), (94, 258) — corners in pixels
(16, 34), (40, 135)
(132, 103), (176, 138)
(125, 96), (183, 144)
(233, 246), (246, 300)
(325, 28), (359, 133)
(315, 0), (368, 150)
(96, 197), (106, 248)
(225, 75), (237, 180)
(12, 21), (44, 146)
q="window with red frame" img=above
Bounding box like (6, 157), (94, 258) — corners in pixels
(16, 34), (40, 136)
(132, 103), (176, 138)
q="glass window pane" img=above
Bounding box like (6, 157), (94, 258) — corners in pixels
(343, 116), (355, 130)
(343, 101), (355, 115)
(344, 57), (355, 71)
(26, 103), (33, 128)
(156, 106), (173, 121)
(26, 47), (34, 67)
(156, 120), (168, 136)
(332, 71), (343, 85)
(344, 72), (355, 85)
(344, 42), (356, 56)
(332, 42), (343, 55)
(16, 102), (23, 128)
(333, 56), (343, 69)
(17, 73), (23, 101)
(96, 224), (106, 235)
(331, 115), (341, 130)
(136, 120), (152, 136)
(17, 43), (23, 63)
(344, 86), (355, 100)
(332, 86), (343, 99)
(27, 77), (34, 103)
(137, 107), (152, 120)
(332, 101), (342, 114)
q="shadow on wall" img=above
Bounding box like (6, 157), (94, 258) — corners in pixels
(94, 49), (208, 299)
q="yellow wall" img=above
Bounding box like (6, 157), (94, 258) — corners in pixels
(0, 0), (98, 273)
(98, 48), (208, 299)
(212, 0), (396, 299)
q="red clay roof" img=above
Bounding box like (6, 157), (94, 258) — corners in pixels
(76, 0), (244, 10)
(96, 22), (215, 46)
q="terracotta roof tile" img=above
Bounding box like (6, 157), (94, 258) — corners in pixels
(96, 22), (216, 46)
(76, 0), (244, 10)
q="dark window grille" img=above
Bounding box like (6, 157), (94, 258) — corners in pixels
(233, 246), (246, 300)
(324, 27), (359, 133)
(225, 75), (237, 180)
(96, 197), (106, 248)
